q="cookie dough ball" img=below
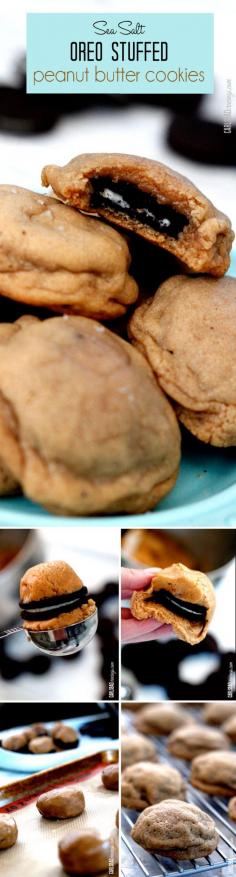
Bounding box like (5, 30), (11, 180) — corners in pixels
(58, 828), (110, 874)
(102, 763), (119, 791)
(29, 736), (55, 754)
(121, 734), (157, 770)
(167, 724), (230, 760)
(122, 761), (186, 810)
(37, 785), (85, 819)
(51, 722), (64, 736)
(42, 153), (233, 276)
(202, 702), (236, 726)
(129, 275), (236, 446)
(190, 751), (236, 796)
(0, 815), (18, 850)
(0, 186), (138, 320)
(0, 315), (181, 516)
(135, 703), (192, 735)
(131, 799), (218, 859)
(222, 715), (236, 743)
(53, 725), (79, 750)
(131, 563), (215, 645)
(30, 723), (48, 737)
(2, 732), (28, 752)
(228, 797), (236, 822)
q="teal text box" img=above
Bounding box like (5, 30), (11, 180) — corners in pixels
(27, 13), (214, 94)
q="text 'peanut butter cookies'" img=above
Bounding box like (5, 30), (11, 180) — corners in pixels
(131, 799), (218, 859)
(129, 275), (236, 446)
(131, 563), (215, 645)
(19, 560), (96, 631)
(42, 153), (233, 276)
(0, 315), (180, 516)
(0, 185), (138, 319)
(121, 761), (186, 810)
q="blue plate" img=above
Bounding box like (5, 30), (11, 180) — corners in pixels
(0, 253), (235, 527)
(0, 716), (118, 775)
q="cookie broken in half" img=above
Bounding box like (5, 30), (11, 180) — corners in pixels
(130, 563), (215, 645)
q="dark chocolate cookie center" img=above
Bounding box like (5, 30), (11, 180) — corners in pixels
(91, 176), (188, 239)
(146, 588), (206, 622)
(20, 586), (89, 622)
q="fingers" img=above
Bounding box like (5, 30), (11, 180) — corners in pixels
(121, 567), (160, 599)
(121, 612), (173, 644)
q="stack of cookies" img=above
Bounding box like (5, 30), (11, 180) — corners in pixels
(0, 153), (234, 516)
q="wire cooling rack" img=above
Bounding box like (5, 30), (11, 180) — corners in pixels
(121, 735), (236, 877)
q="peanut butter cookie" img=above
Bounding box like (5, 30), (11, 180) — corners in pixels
(121, 734), (157, 770)
(0, 315), (181, 515)
(167, 724), (229, 760)
(129, 275), (236, 446)
(122, 761), (186, 810)
(131, 799), (218, 859)
(42, 153), (233, 276)
(131, 563), (215, 645)
(0, 185), (138, 319)
(190, 751), (236, 796)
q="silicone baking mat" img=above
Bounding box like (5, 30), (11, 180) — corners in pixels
(0, 761), (118, 877)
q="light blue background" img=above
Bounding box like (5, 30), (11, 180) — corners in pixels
(26, 13), (214, 94)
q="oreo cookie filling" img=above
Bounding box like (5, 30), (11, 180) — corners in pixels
(91, 176), (189, 239)
(146, 588), (206, 623)
(19, 586), (89, 622)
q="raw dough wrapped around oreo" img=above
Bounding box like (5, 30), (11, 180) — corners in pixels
(0, 315), (180, 516)
(0, 815), (18, 850)
(131, 563), (215, 645)
(0, 185), (138, 319)
(41, 153), (233, 276)
(19, 560), (96, 631)
(129, 275), (236, 446)
(37, 785), (85, 819)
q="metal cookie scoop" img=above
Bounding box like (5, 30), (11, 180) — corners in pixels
(0, 609), (98, 656)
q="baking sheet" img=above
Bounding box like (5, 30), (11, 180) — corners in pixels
(0, 765), (118, 877)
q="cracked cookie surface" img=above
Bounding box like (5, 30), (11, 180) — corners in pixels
(0, 315), (181, 515)
(190, 751), (236, 796)
(0, 185), (138, 319)
(129, 275), (236, 446)
(134, 703), (192, 735)
(122, 761), (186, 810)
(121, 734), (157, 770)
(167, 724), (229, 760)
(131, 799), (218, 859)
